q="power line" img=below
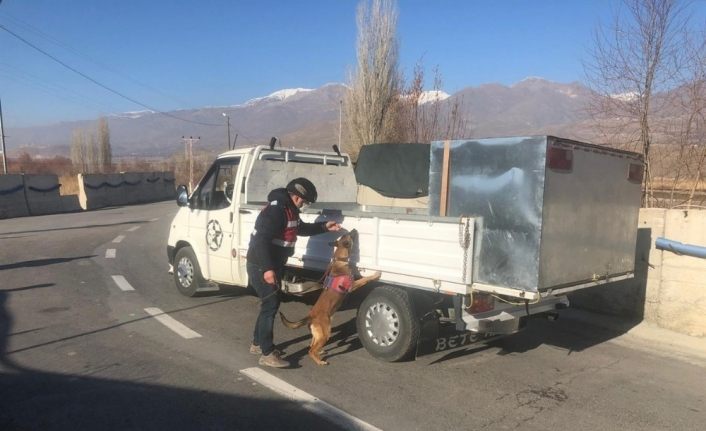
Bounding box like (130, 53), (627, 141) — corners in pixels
(0, 22), (222, 127)
(0, 12), (192, 108)
(0, 63), (117, 113)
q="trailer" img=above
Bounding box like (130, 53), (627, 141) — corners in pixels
(166, 136), (643, 361)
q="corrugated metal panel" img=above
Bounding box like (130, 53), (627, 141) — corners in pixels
(430, 137), (547, 291)
(429, 136), (642, 293)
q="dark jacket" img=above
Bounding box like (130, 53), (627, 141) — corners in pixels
(246, 188), (327, 271)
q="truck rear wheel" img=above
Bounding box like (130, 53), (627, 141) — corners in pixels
(356, 285), (419, 362)
(173, 246), (204, 297)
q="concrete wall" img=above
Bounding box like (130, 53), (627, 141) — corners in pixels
(571, 208), (706, 338)
(0, 174), (30, 219)
(78, 171), (174, 210)
(1, 171), (174, 217)
(24, 174), (63, 215)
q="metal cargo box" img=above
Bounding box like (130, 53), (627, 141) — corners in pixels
(429, 136), (643, 294)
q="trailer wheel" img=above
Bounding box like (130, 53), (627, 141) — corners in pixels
(173, 246), (203, 297)
(357, 285), (420, 362)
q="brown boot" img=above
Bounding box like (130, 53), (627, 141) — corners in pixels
(250, 344), (283, 356)
(259, 351), (289, 368)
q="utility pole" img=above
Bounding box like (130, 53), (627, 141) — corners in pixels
(0, 98), (7, 174)
(222, 112), (231, 150)
(338, 99), (343, 153)
(181, 136), (199, 193)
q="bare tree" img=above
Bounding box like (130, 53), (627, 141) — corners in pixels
(394, 63), (468, 143)
(585, 0), (687, 207)
(98, 117), (112, 173)
(343, 0), (401, 159)
(665, 30), (706, 208)
(70, 128), (86, 172)
(86, 132), (98, 174)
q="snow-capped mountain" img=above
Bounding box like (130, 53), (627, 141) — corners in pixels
(110, 110), (156, 119)
(419, 90), (450, 104)
(6, 78), (618, 157)
(244, 88), (314, 105)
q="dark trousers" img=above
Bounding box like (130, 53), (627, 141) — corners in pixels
(248, 262), (283, 356)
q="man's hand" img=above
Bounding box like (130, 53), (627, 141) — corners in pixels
(263, 270), (276, 285)
(325, 221), (341, 232)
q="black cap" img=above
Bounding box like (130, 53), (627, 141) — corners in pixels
(286, 177), (318, 203)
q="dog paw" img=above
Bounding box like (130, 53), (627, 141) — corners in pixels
(372, 271), (382, 280)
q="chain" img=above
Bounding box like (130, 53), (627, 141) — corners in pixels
(458, 215), (471, 283)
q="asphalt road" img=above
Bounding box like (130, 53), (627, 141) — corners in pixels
(1, 201), (704, 430)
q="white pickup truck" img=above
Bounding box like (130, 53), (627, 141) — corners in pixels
(167, 136), (643, 361)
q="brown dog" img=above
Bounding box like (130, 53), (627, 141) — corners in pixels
(279, 233), (381, 365)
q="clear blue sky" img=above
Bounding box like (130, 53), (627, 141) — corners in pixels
(0, 0), (702, 127)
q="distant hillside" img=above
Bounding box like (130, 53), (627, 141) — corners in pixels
(6, 78), (610, 157)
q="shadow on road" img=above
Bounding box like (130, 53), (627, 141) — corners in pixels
(5, 297), (244, 356)
(279, 318), (362, 367)
(423, 311), (642, 365)
(0, 220), (146, 236)
(0, 290), (344, 431)
(4, 283), (56, 293)
(0, 369), (343, 431)
(0, 256), (98, 271)
(419, 228), (654, 365)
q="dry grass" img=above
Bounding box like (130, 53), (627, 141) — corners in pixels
(652, 177), (706, 192)
(59, 175), (79, 196)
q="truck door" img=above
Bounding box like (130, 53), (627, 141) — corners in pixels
(188, 156), (241, 283)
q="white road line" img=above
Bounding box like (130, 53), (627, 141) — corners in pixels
(127, 226), (141, 232)
(111, 275), (135, 291)
(149, 218), (159, 222)
(144, 307), (202, 339)
(105, 249), (116, 259)
(240, 367), (382, 431)
(112, 235), (125, 243)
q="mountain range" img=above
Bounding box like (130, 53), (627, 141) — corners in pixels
(5, 78), (605, 158)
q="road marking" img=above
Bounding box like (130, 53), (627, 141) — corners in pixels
(240, 367), (382, 431)
(105, 249), (116, 259)
(127, 226), (141, 232)
(111, 275), (135, 291)
(150, 218), (159, 222)
(144, 307), (202, 339)
(112, 235), (125, 243)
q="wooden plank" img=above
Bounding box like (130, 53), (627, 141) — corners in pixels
(439, 140), (451, 216)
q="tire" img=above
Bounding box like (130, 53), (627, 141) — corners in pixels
(356, 285), (420, 362)
(173, 246), (204, 297)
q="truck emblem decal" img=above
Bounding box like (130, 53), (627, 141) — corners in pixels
(206, 219), (224, 251)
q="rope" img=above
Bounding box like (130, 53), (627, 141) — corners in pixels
(84, 180), (142, 189)
(458, 215), (471, 283)
(0, 184), (25, 196)
(27, 184), (61, 193)
(84, 181), (124, 189)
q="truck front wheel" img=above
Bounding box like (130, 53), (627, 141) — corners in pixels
(173, 246), (204, 297)
(356, 285), (419, 362)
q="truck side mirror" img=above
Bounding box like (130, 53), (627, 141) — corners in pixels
(176, 185), (189, 207)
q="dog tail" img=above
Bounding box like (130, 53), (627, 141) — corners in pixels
(279, 312), (310, 329)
